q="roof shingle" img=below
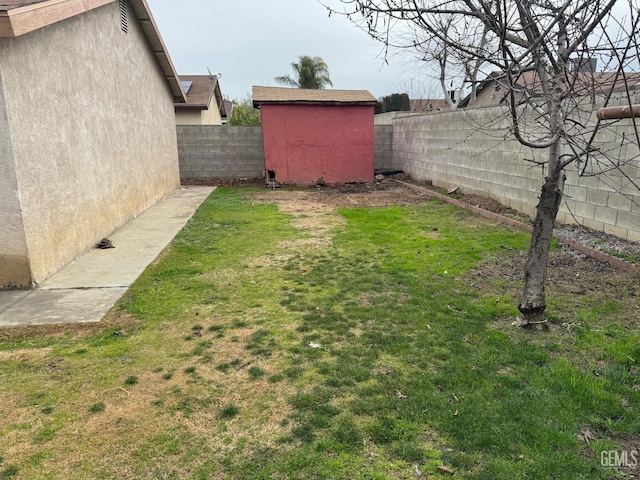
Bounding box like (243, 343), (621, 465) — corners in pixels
(178, 75), (217, 107)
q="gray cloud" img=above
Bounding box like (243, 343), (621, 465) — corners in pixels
(146, 0), (436, 100)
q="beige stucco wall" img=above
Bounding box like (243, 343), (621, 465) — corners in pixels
(175, 101), (222, 125)
(0, 74), (32, 287)
(201, 100), (222, 125)
(472, 83), (526, 108)
(175, 110), (204, 125)
(0, 1), (180, 286)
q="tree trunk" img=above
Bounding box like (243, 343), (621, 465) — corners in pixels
(518, 169), (565, 329)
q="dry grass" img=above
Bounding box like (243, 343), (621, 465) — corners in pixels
(2, 184), (639, 479)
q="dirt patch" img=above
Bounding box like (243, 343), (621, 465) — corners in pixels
(0, 347), (53, 362)
(249, 180), (640, 330)
(254, 180), (429, 209)
(611, 433), (640, 477)
(458, 193), (528, 220)
(0, 309), (142, 342)
(252, 191), (344, 248)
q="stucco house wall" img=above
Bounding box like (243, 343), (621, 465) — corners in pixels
(175, 107), (222, 125)
(0, 1), (181, 287)
(176, 110), (202, 125)
(200, 104), (222, 125)
(175, 110), (204, 125)
(0, 76), (31, 287)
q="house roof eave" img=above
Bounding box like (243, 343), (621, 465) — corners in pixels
(129, 0), (185, 103)
(0, 0), (186, 103)
(212, 77), (226, 117)
(175, 103), (208, 111)
(0, 0), (113, 37)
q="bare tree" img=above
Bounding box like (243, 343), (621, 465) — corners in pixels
(324, 0), (640, 327)
(322, 1), (494, 106)
(409, 12), (492, 107)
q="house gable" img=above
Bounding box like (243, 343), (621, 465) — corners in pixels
(0, 0), (112, 37)
(175, 75), (225, 125)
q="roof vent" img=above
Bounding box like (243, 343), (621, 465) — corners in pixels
(119, 0), (128, 33)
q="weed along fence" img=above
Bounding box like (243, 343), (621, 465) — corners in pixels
(176, 106), (640, 241)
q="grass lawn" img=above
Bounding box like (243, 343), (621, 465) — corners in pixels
(1, 186), (639, 479)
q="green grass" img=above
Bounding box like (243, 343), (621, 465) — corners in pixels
(0, 187), (638, 479)
(604, 249), (640, 265)
(87, 403), (105, 414)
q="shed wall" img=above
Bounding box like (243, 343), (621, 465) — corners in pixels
(260, 104), (374, 185)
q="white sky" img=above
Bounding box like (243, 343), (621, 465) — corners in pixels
(145, 0), (440, 101)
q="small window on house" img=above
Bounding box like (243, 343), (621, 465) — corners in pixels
(119, 0), (128, 33)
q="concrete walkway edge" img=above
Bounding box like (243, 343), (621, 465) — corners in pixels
(0, 186), (215, 327)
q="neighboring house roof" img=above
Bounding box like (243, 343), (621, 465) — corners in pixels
(461, 70), (640, 108)
(410, 99), (451, 112)
(252, 86), (377, 107)
(0, 0), (186, 103)
(223, 100), (233, 120)
(175, 75), (226, 116)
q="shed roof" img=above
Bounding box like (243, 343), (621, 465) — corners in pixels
(0, 0), (186, 103)
(252, 86), (376, 107)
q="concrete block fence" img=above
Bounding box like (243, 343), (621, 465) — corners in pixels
(176, 100), (640, 241)
(177, 125), (265, 180)
(177, 125), (395, 180)
(374, 125), (393, 170)
(389, 97), (640, 242)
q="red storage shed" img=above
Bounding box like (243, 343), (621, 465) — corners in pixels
(252, 86), (376, 186)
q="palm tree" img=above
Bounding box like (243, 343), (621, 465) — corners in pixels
(275, 56), (333, 89)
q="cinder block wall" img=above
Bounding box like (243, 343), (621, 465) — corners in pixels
(374, 125), (393, 170)
(176, 116), (640, 243)
(177, 125), (265, 180)
(390, 99), (640, 242)
(391, 107), (541, 217)
(177, 125), (395, 179)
